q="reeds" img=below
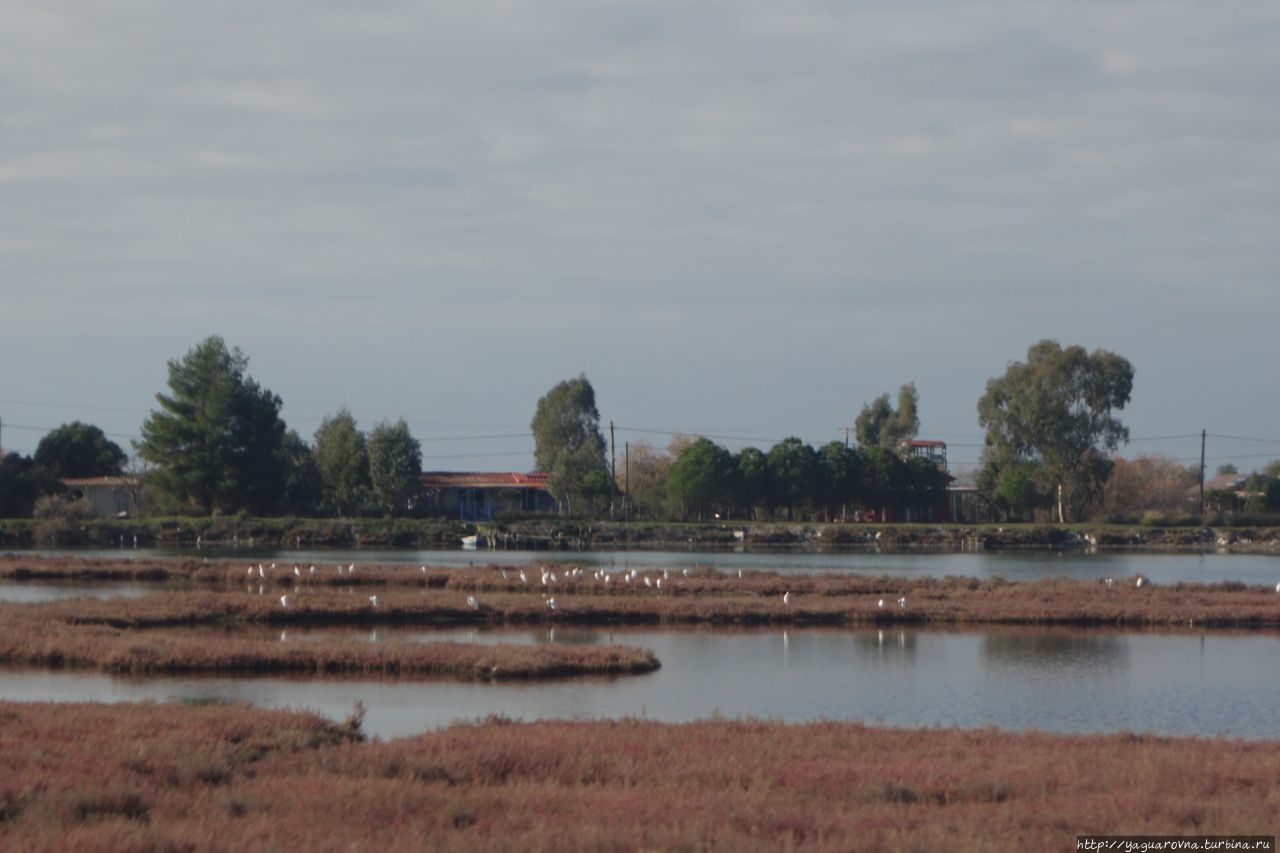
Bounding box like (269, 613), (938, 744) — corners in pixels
(1, 701), (1277, 851)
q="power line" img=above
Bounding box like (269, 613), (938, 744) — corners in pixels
(1207, 433), (1280, 445)
(419, 450), (532, 461)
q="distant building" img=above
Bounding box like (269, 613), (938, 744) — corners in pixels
(419, 472), (556, 521)
(61, 476), (144, 517)
(901, 439), (948, 469)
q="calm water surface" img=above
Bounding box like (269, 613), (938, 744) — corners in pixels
(3, 626), (1277, 741)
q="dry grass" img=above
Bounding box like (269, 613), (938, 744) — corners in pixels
(0, 701), (1277, 851)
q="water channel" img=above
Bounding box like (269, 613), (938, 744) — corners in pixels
(8, 546), (1280, 584)
(2, 625), (1277, 741)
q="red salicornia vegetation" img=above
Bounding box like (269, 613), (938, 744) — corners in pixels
(0, 701), (1277, 852)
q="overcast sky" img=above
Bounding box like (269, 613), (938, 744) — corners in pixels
(2, 1), (1278, 474)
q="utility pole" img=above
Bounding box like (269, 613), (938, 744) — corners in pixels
(624, 441), (630, 524)
(609, 421), (616, 520)
(1199, 428), (1207, 518)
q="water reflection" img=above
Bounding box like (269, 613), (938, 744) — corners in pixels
(983, 630), (1130, 673)
(3, 626), (1278, 740)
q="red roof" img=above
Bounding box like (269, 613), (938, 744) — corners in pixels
(61, 476), (141, 488)
(419, 471), (550, 489)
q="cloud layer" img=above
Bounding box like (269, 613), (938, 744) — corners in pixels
(3, 1), (1277, 470)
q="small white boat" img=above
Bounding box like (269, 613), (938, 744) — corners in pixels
(733, 530), (746, 542)
(460, 534), (479, 549)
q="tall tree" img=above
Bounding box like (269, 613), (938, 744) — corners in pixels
(34, 422), (127, 479)
(313, 408), (370, 516)
(855, 383), (920, 449)
(530, 374), (608, 513)
(367, 419), (422, 517)
(136, 336), (289, 514)
(734, 447), (771, 520)
(0, 453), (54, 518)
(766, 437), (818, 520)
(977, 340), (1134, 523)
(817, 441), (864, 521)
(667, 437), (735, 520)
(279, 430), (322, 516)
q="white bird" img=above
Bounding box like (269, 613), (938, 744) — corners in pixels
(1275, 582), (1280, 593)
(309, 565), (316, 575)
(467, 595), (479, 610)
(546, 597), (557, 611)
(663, 570), (670, 580)
(279, 594), (290, 607)
(624, 574), (632, 585)
(519, 570), (528, 584)
(877, 599), (885, 609)
(270, 563), (277, 571)
(501, 569), (508, 580)
(782, 591), (791, 605)
(897, 597), (907, 608)
(247, 566), (254, 576)
(656, 578), (663, 590)
(421, 565), (427, 574)
(369, 595), (379, 608)
(1105, 578), (1114, 588)
(738, 569), (743, 579)
(549, 572), (558, 584)
(348, 563), (356, 575)
(1135, 577), (1145, 588)
(293, 566), (301, 578)
(682, 569), (689, 578)
(644, 577), (653, 588)
(257, 565), (265, 579)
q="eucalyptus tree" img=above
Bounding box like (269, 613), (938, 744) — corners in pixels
(367, 419), (422, 517)
(136, 336), (289, 514)
(313, 407), (370, 516)
(855, 383), (920, 449)
(977, 340), (1134, 523)
(530, 374), (608, 513)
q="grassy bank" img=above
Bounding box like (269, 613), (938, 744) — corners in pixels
(0, 701), (1276, 851)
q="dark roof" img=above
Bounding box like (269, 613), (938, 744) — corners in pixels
(903, 439), (947, 448)
(419, 472), (550, 489)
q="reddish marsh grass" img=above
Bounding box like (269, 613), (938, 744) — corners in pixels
(15, 568), (1280, 629)
(1, 702), (1277, 852)
(6, 554), (1280, 629)
(0, 618), (659, 679)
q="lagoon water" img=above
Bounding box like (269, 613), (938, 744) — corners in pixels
(3, 625), (1278, 741)
(5, 548), (1279, 740)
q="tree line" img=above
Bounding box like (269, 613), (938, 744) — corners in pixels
(4, 335), (1279, 523)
